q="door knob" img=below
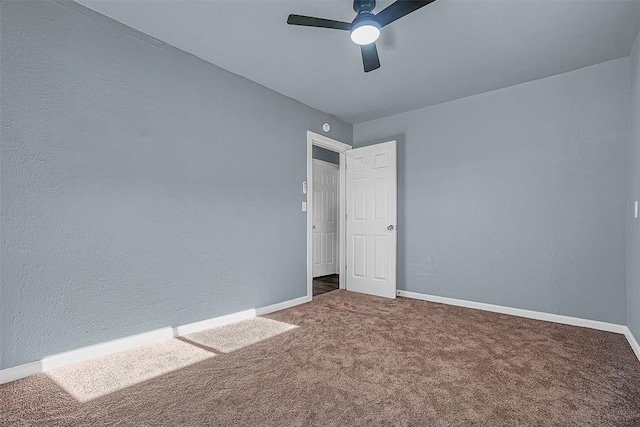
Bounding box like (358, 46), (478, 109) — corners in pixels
(387, 225), (394, 231)
(313, 225), (316, 229)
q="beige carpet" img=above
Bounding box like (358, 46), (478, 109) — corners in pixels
(2, 290), (640, 426)
(41, 317), (296, 403)
(46, 339), (215, 402)
(183, 317), (298, 353)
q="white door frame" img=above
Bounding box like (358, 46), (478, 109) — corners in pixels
(307, 131), (352, 298)
(312, 158), (340, 278)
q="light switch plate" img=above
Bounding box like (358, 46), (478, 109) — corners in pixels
(634, 201), (638, 219)
(302, 201), (307, 212)
(303, 181), (307, 194)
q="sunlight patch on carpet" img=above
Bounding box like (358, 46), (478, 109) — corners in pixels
(184, 317), (298, 353)
(46, 339), (214, 402)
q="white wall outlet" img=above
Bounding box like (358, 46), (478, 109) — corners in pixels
(302, 201), (307, 212)
(302, 181), (307, 194)
(635, 201), (638, 219)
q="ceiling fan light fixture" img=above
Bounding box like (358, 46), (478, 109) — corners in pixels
(287, 0), (437, 72)
(350, 14), (380, 45)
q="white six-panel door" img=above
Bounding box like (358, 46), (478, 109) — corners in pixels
(312, 159), (339, 278)
(346, 141), (397, 299)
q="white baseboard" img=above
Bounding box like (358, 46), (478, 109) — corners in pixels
(0, 294), (311, 385)
(397, 290), (628, 334)
(174, 309), (257, 336)
(623, 327), (640, 361)
(42, 327), (175, 372)
(256, 295), (312, 316)
(397, 290), (640, 361)
(0, 361), (42, 385)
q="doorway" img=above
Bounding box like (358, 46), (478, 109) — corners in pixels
(307, 132), (351, 298)
(306, 131), (398, 300)
(312, 155), (339, 296)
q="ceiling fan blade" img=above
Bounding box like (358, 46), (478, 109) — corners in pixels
(287, 14), (351, 30)
(375, 0), (436, 27)
(361, 43), (381, 73)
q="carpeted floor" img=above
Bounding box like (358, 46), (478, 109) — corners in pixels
(2, 290), (640, 426)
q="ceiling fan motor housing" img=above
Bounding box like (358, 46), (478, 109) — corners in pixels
(353, 0), (376, 14)
(351, 11), (380, 32)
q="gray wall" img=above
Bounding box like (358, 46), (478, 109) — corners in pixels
(0, 0), (351, 369)
(354, 58), (630, 324)
(0, 3), (3, 371)
(312, 145), (339, 165)
(628, 32), (640, 338)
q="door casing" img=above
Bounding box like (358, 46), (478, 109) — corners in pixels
(312, 159), (340, 278)
(307, 131), (351, 298)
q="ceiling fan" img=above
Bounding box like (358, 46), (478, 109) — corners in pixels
(287, 0), (436, 73)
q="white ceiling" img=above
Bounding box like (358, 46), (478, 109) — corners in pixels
(78, 0), (640, 123)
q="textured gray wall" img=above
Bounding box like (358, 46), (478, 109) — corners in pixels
(0, 0), (351, 369)
(628, 32), (640, 338)
(312, 145), (339, 165)
(0, 3), (3, 371)
(354, 58), (630, 325)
